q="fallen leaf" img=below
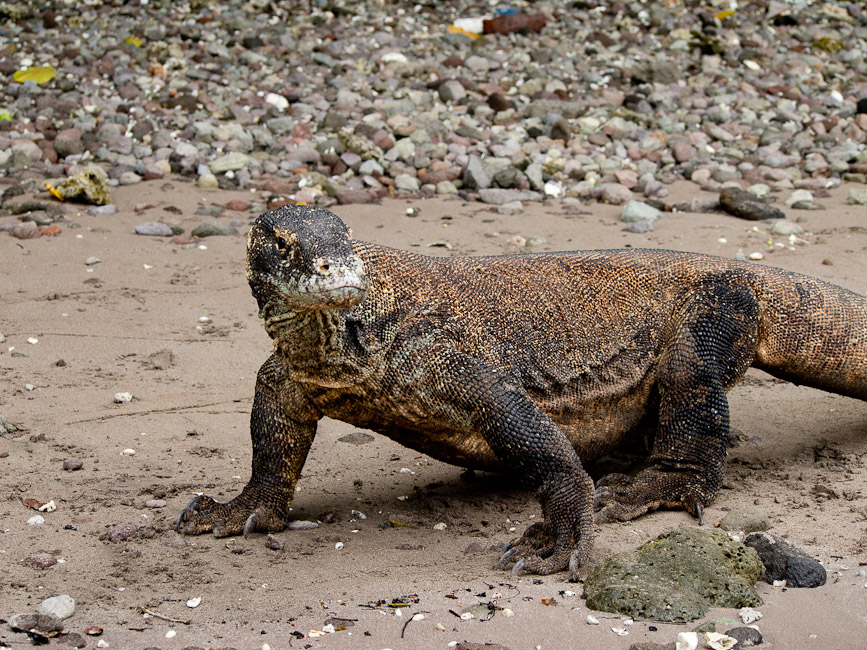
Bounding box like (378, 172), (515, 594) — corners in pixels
(13, 66), (56, 85)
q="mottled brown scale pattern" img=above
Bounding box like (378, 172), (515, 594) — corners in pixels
(177, 205), (867, 581)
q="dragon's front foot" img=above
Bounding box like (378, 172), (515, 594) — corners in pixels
(176, 488), (288, 538)
(496, 521), (591, 581)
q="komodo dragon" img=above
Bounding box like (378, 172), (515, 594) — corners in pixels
(177, 204), (867, 580)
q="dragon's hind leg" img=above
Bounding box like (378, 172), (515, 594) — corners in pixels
(595, 282), (760, 523)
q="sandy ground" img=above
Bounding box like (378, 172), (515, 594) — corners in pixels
(2, 180), (867, 650)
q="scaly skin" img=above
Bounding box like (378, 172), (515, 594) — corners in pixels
(177, 205), (867, 580)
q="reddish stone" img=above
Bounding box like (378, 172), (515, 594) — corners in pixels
(483, 13), (547, 34)
(40, 225), (62, 236)
(267, 197), (292, 210)
(223, 199), (251, 212)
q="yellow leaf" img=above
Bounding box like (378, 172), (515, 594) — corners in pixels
(124, 36), (143, 48)
(714, 10), (735, 20)
(13, 66), (56, 85)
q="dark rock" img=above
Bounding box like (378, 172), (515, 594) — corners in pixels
(744, 532), (827, 588)
(191, 221), (239, 237)
(857, 98), (867, 114)
(726, 626), (763, 647)
(582, 526), (764, 622)
(487, 92), (514, 112)
(720, 187), (785, 220)
(9, 612), (64, 635)
(483, 13), (547, 35)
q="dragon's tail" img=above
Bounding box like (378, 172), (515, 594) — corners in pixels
(753, 267), (867, 401)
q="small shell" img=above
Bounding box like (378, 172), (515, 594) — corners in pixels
(121, 448), (136, 456)
(586, 615), (599, 625)
(433, 522), (447, 531)
(334, 541), (344, 550)
(186, 597), (202, 608)
(114, 392), (133, 403)
(611, 627), (629, 636)
(676, 631), (698, 650)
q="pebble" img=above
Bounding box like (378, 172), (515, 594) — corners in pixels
(599, 183), (633, 205)
(744, 532), (827, 588)
(848, 189), (867, 205)
(38, 595), (75, 620)
(135, 222), (174, 237)
(27, 514), (45, 526)
(191, 221), (239, 237)
(725, 626), (763, 647)
(720, 506), (770, 533)
(62, 458), (83, 471)
(621, 200), (664, 223)
(108, 521), (138, 542)
(720, 187), (785, 221)
(11, 221), (40, 239)
(768, 221), (805, 236)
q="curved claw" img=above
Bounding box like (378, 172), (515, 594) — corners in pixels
(694, 502), (703, 526)
(176, 495), (219, 533)
(510, 558), (527, 577)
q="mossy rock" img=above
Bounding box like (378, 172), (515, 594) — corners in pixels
(56, 165), (112, 205)
(583, 526), (763, 622)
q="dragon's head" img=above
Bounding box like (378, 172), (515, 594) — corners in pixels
(246, 205), (368, 319)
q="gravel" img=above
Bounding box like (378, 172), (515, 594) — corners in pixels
(0, 1), (863, 213)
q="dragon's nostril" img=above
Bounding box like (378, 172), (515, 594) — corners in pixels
(319, 262), (330, 272)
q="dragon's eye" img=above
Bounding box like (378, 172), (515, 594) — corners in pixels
(276, 237), (288, 251)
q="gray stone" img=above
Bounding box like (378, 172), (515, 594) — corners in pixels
(198, 173), (219, 189)
(720, 506), (770, 533)
(790, 200), (825, 211)
(599, 183), (633, 205)
(621, 200), (664, 222)
(191, 221), (239, 237)
(118, 171), (142, 185)
(847, 188), (867, 205)
(438, 79), (466, 103)
(394, 174), (420, 192)
(582, 526), (764, 622)
(623, 219), (655, 233)
(108, 521), (138, 542)
(525, 162), (544, 190)
(768, 221), (805, 236)
(463, 156), (491, 190)
(209, 152), (249, 173)
(9, 613), (64, 635)
(63, 458), (83, 471)
(38, 595), (75, 620)
(478, 189), (543, 205)
(744, 532), (827, 588)
(135, 222), (174, 237)
(53, 129), (85, 157)
(174, 142), (199, 158)
(435, 180), (458, 195)
(497, 201), (524, 215)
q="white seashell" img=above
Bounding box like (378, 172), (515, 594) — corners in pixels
(611, 627), (629, 636)
(433, 522), (447, 530)
(676, 631), (698, 650)
(739, 607), (763, 624)
(114, 392), (133, 403)
(38, 500), (56, 513)
(322, 624), (336, 633)
(586, 614), (599, 625)
(121, 448), (136, 456)
(27, 337), (38, 344)
(706, 632), (738, 650)
(334, 542), (344, 550)
(27, 515), (45, 526)
(748, 252), (764, 260)
(502, 608), (514, 617)
(460, 612), (474, 620)
(165, 630), (176, 639)
(186, 597), (201, 608)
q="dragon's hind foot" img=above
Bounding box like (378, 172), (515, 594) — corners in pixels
(593, 468), (709, 524)
(176, 490), (287, 537)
